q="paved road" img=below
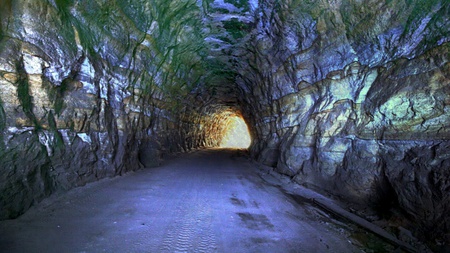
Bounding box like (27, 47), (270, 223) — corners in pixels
(0, 149), (367, 253)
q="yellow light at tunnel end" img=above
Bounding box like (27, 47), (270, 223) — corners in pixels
(220, 116), (251, 149)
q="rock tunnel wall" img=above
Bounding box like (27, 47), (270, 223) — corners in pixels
(0, 0), (233, 219)
(0, 0), (449, 244)
(235, 0), (450, 241)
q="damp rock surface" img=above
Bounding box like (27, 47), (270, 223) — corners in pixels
(0, 0), (449, 248)
(234, 0), (450, 245)
(0, 0), (243, 219)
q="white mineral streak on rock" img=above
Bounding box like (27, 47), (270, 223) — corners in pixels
(7, 127), (35, 134)
(45, 66), (62, 84)
(147, 21), (159, 35)
(4, 127), (35, 145)
(209, 13), (252, 23)
(80, 57), (97, 94)
(211, 0), (240, 13)
(249, 0), (258, 11)
(99, 78), (108, 100)
(76, 133), (92, 144)
(22, 53), (43, 75)
(59, 129), (73, 146)
(0, 61), (15, 72)
(38, 131), (54, 156)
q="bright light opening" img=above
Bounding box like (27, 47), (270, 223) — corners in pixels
(220, 116), (251, 149)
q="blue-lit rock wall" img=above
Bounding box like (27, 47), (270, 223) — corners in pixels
(0, 0), (230, 219)
(0, 0), (449, 245)
(236, 0), (449, 242)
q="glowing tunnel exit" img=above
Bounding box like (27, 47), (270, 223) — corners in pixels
(220, 116), (251, 149)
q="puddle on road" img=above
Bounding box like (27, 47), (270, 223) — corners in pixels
(237, 212), (275, 230)
(230, 197), (247, 207)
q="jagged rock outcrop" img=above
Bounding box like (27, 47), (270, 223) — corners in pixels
(0, 0), (449, 248)
(0, 0), (240, 219)
(235, 0), (449, 245)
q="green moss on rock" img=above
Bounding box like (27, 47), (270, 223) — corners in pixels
(16, 66), (33, 119)
(0, 98), (5, 132)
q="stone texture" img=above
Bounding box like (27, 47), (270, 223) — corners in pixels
(0, 0), (241, 220)
(234, 0), (450, 245)
(0, 0), (449, 248)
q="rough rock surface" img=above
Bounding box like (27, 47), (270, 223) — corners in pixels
(234, 0), (450, 245)
(0, 0), (449, 248)
(0, 0), (240, 219)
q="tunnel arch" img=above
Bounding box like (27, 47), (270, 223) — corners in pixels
(195, 106), (252, 149)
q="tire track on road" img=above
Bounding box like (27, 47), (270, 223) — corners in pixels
(160, 194), (218, 252)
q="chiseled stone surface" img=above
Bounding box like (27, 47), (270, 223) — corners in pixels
(235, 0), (450, 245)
(0, 0), (449, 247)
(0, 0), (238, 220)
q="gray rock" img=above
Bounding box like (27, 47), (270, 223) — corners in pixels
(0, 0), (448, 247)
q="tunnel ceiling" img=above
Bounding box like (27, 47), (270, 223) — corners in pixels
(0, 0), (252, 114)
(2, 0), (446, 116)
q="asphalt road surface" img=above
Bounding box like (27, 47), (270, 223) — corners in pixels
(0, 149), (374, 253)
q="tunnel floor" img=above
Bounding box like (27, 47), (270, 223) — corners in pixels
(0, 149), (386, 252)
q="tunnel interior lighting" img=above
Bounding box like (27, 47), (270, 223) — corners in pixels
(220, 116), (251, 149)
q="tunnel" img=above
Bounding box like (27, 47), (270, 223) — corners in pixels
(0, 0), (449, 252)
(219, 114), (251, 148)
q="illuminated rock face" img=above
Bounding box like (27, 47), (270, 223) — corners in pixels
(235, 0), (449, 243)
(0, 0), (245, 219)
(0, 0), (449, 245)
